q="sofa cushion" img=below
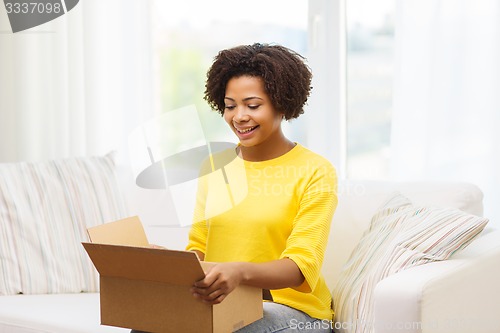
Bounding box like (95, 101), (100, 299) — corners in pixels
(332, 192), (488, 333)
(323, 180), (485, 289)
(0, 153), (128, 295)
(0, 293), (129, 333)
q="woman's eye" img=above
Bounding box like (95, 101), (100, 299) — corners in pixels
(225, 105), (236, 110)
(248, 105), (260, 110)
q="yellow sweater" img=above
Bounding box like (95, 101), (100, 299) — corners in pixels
(186, 143), (338, 320)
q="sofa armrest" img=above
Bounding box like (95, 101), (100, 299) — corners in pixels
(373, 230), (500, 333)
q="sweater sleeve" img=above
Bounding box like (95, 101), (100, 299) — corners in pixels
(280, 162), (338, 293)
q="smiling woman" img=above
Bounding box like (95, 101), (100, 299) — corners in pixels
(183, 43), (338, 333)
(204, 44), (312, 162)
(130, 41), (337, 333)
(223, 75), (294, 162)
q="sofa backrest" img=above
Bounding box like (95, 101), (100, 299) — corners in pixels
(0, 153), (128, 295)
(322, 180), (484, 290)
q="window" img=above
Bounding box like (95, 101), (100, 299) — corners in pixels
(149, 0), (396, 180)
(346, 0), (396, 179)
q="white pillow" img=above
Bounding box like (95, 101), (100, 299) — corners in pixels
(332, 192), (488, 333)
(0, 153), (128, 295)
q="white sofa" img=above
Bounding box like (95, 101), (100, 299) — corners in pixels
(324, 181), (500, 333)
(1, 160), (500, 333)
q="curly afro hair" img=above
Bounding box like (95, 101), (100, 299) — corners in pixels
(204, 43), (312, 120)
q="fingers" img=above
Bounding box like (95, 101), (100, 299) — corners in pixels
(193, 268), (217, 288)
(191, 263), (240, 305)
(191, 275), (229, 304)
(191, 286), (227, 304)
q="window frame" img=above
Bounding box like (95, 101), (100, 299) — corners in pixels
(307, 0), (347, 179)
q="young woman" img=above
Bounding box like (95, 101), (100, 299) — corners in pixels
(186, 43), (338, 332)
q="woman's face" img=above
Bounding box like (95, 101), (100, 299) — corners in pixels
(223, 75), (284, 149)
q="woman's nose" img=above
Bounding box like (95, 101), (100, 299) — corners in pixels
(234, 106), (249, 122)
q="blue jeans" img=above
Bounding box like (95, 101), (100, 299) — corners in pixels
(235, 302), (332, 333)
(130, 302), (332, 333)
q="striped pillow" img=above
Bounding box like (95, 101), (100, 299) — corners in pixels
(333, 193), (488, 333)
(0, 153), (128, 295)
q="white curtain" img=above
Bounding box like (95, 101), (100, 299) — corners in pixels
(391, 0), (500, 226)
(0, 0), (153, 163)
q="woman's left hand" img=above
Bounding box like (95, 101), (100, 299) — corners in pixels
(191, 262), (243, 305)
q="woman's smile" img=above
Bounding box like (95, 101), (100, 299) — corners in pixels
(234, 124), (259, 137)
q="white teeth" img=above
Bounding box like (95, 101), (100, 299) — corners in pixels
(237, 126), (257, 133)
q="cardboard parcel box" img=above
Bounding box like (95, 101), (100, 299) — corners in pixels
(82, 216), (263, 333)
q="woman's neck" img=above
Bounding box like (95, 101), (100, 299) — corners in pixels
(238, 135), (296, 162)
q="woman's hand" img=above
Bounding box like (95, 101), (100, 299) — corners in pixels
(191, 262), (243, 305)
(191, 258), (304, 305)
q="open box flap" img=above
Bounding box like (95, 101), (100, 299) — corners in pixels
(82, 243), (205, 286)
(86, 216), (149, 247)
